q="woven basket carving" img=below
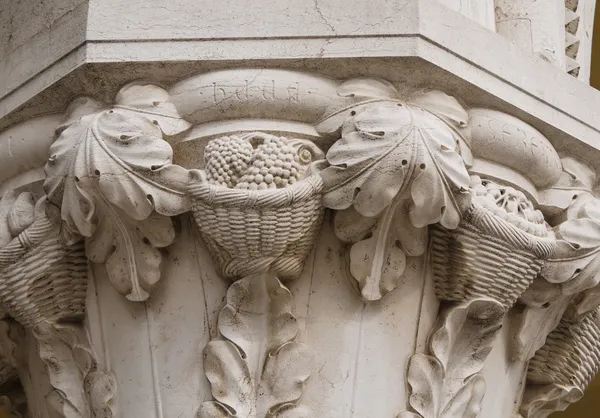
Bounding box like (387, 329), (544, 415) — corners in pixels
(528, 308), (600, 391)
(189, 173), (324, 279)
(0, 214), (88, 332)
(430, 203), (556, 310)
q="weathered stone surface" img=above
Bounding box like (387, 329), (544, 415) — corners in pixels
(1, 2), (600, 418)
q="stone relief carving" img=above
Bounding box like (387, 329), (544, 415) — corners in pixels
(189, 132), (324, 417)
(403, 176), (555, 418)
(2, 69), (600, 417)
(522, 307), (600, 418)
(0, 191), (115, 417)
(515, 156), (600, 417)
(199, 273), (313, 418)
(44, 82), (191, 302)
(189, 132), (324, 280)
(318, 79), (472, 301)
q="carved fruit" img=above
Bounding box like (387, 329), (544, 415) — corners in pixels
(470, 176), (547, 236)
(204, 135), (253, 188)
(237, 135), (317, 190)
(6, 192), (36, 238)
(190, 132), (325, 280)
(203, 133), (320, 190)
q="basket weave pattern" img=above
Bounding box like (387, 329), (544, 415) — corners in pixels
(189, 175), (324, 279)
(430, 203), (555, 310)
(0, 215), (88, 331)
(528, 309), (600, 390)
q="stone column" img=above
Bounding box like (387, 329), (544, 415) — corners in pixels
(1, 1), (600, 418)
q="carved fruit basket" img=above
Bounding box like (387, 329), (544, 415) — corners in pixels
(528, 307), (600, 392)
(189, 172), (324, 279)
(430, 178), (556, 310)
(0, 199), (88, 333)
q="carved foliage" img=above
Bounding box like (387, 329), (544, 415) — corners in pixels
(517, 157), (600, 416)
(521, 308), (600, 418)
(319, 81), (471, 300)
(40, 325), (116, 418)
(44, 82), (191, 301)
(199, 273), (312, 418)
(514, 157), (600, 361)
(401, 299), (504, 418)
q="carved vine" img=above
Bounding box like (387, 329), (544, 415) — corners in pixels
(44, 82), (191, 302)
(199, 273), (313, 418)
(317, 80), (472, 300)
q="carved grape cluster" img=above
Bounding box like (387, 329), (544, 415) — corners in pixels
(204, 136), (254, 188)
(204, 134), (315, 190)
(470, 175), (547, 236)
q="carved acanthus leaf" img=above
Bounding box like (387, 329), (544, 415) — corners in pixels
(40, 324), (116, 418)
(44, 83), (191, 301)
(200, 273), (313, 418)
(319, 83), (471, 300)
(404, 299), (504, 418)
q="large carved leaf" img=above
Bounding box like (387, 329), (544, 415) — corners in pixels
(40, 324), (115, 418)
(322, 92), (470, 300)
(405, 299), (504, 418)
(322, 101), (470, 224)
(200, 274), (313, 418)
(510, 296), (571, 362)
(44, 84), (191, 301)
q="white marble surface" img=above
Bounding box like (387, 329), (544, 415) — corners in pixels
(1, 2), (600, 418)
